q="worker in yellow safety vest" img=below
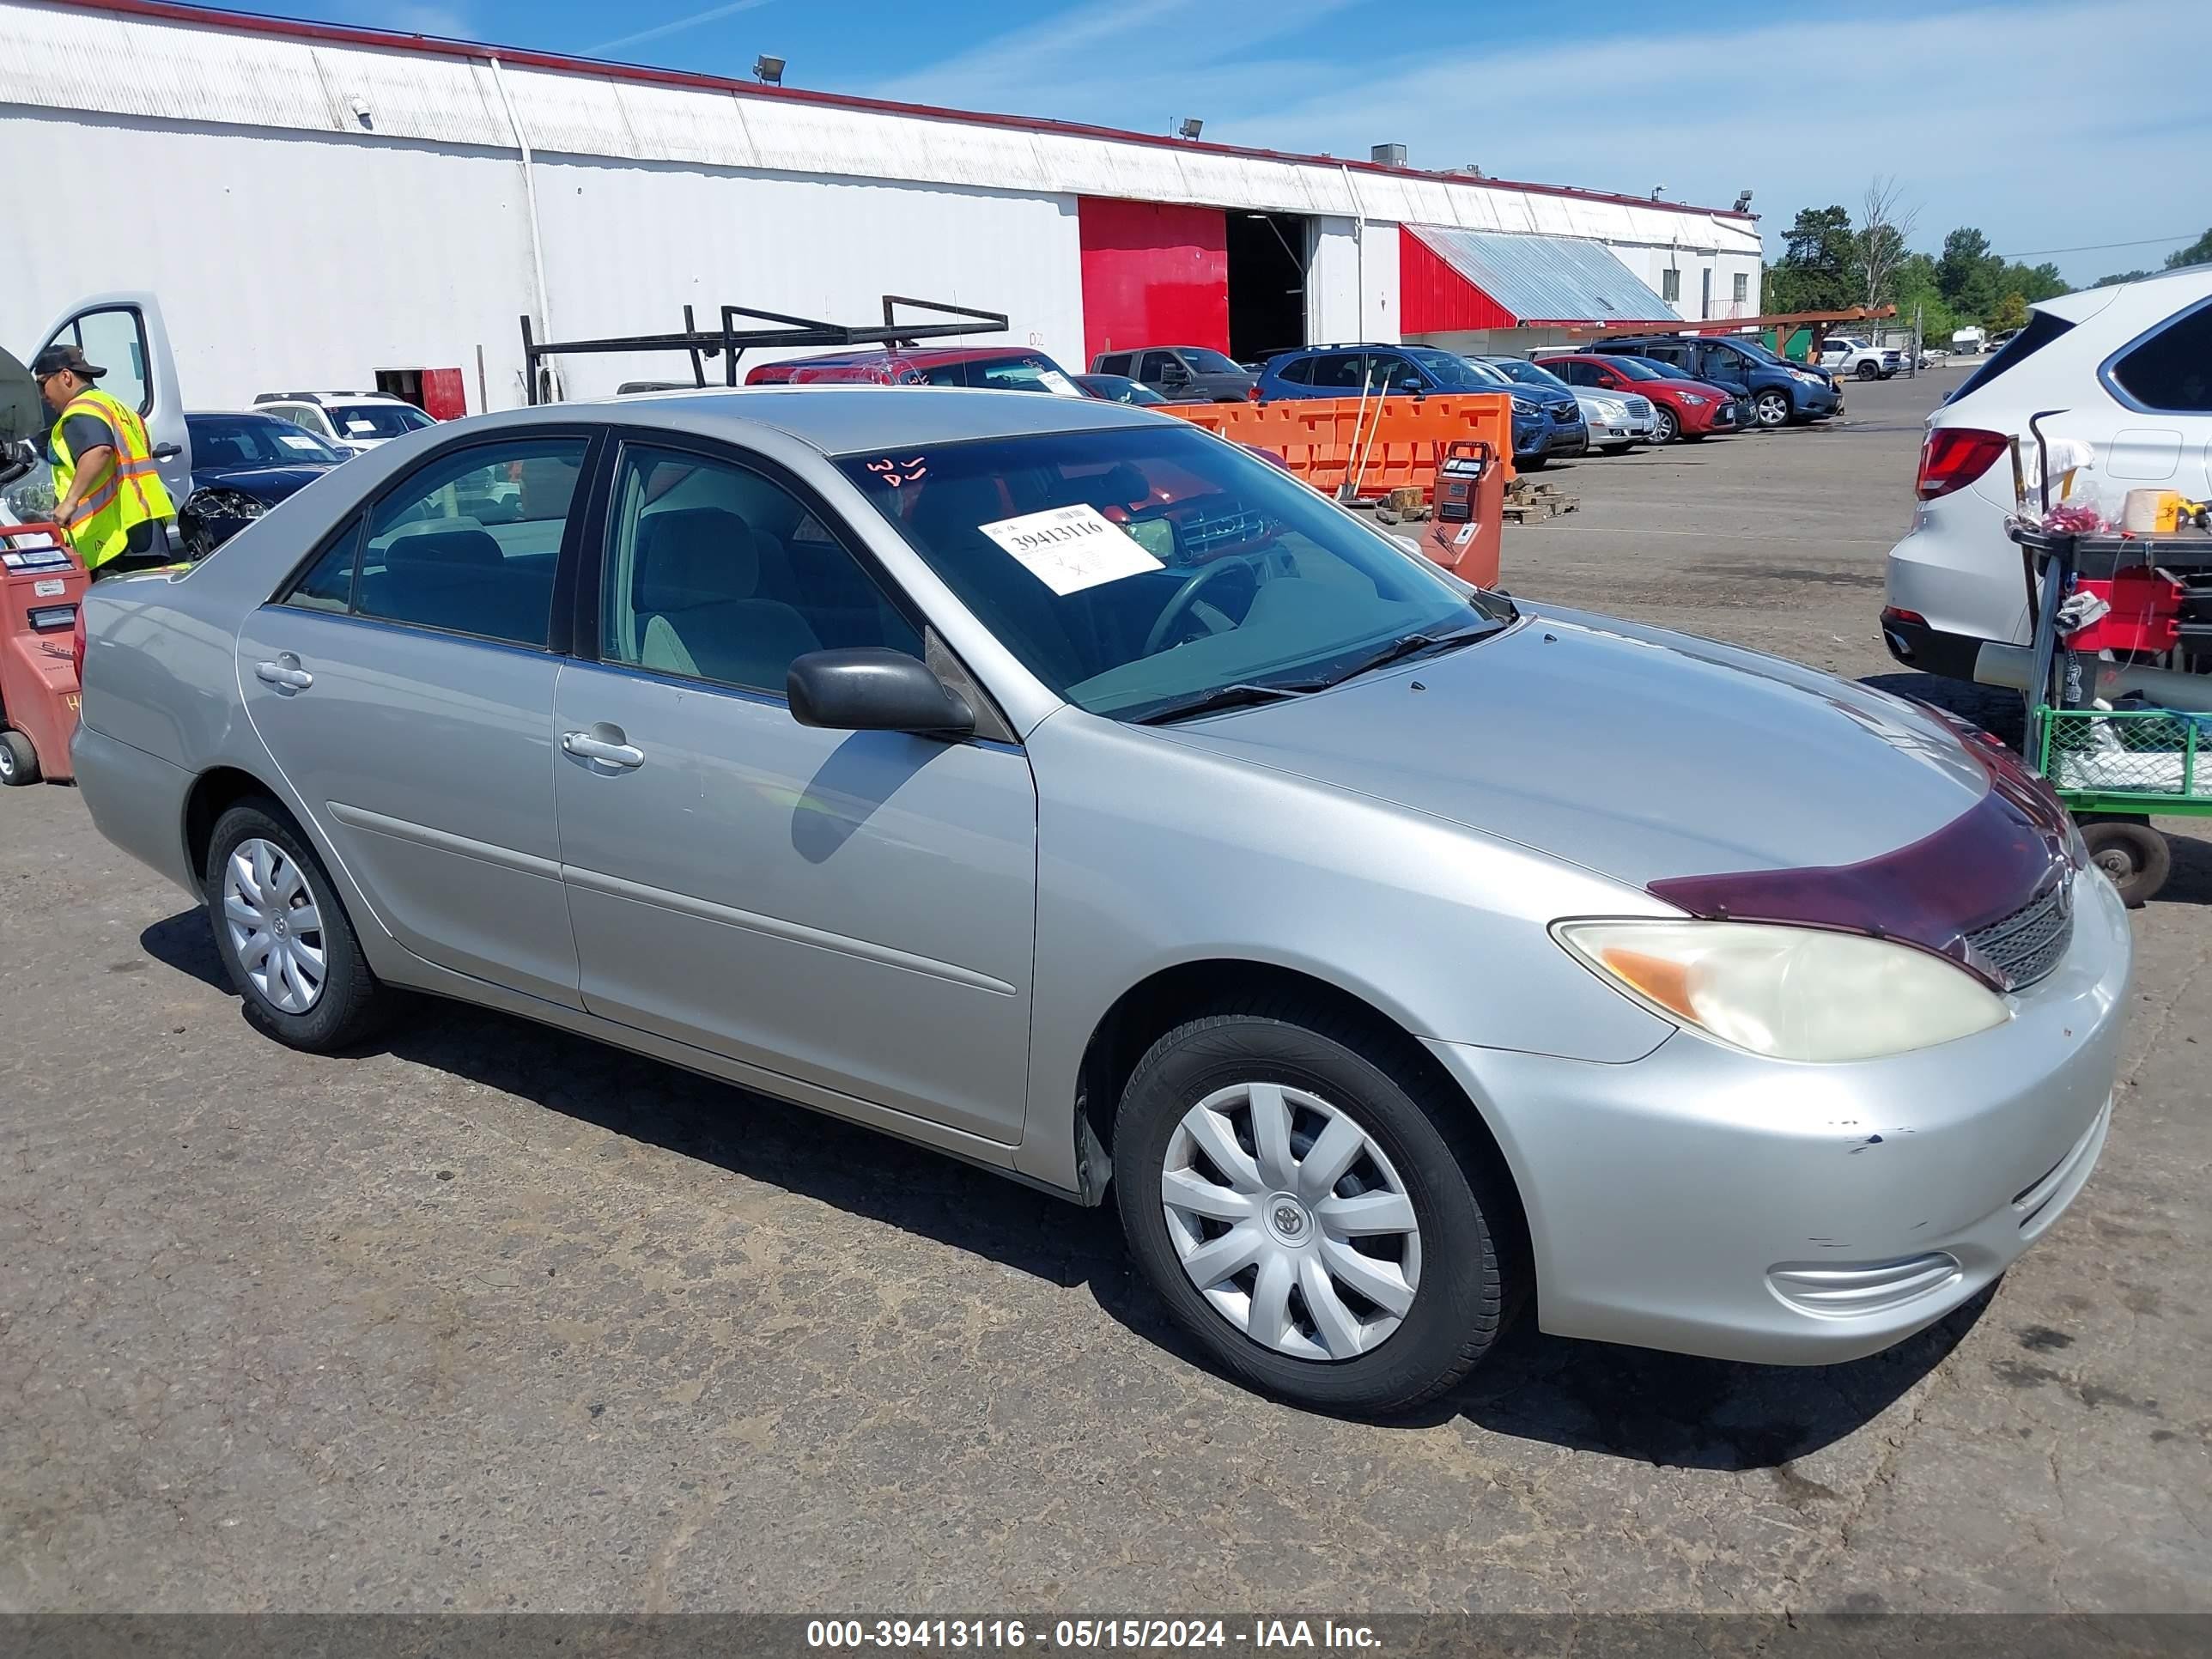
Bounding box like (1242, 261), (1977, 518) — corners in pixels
(34, 342), (177, 578)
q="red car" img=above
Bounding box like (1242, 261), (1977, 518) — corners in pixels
(745, 345), (1086, 397)
(1536, 354), (1742, 443)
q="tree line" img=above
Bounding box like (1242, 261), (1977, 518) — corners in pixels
(1762, 176), (2211, 343)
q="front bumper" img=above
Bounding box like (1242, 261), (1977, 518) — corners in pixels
(1427, 866), (2131, 1364)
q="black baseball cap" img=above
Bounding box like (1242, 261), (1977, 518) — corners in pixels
(31, 343), (105, 380)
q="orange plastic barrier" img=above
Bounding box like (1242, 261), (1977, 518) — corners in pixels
(1166, 393), (1516, 499)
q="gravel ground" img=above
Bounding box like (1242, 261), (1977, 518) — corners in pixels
(2, 368), (2207, 1615)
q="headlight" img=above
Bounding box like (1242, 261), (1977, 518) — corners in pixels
(189, 488), (269, 521)
(1676, 392), (1708, 406)
(1553, 919), (2008, 1062)
(1512, 397), (1540, 416)
(1790, 368), (1825, 386)
(1595, 398), (1626, 420)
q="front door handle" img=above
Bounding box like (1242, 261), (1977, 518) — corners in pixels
(562, 728), (645, 769)
(151, 442), (182, 461)
(255, 654), (313, 691)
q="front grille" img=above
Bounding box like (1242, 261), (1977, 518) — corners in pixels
(1552, 404), (1578, 423)
(1966, 876), (2073, 989)
(1625, 396), (1653, 419)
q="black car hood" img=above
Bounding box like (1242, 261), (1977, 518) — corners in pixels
(189, 463), (336, 501)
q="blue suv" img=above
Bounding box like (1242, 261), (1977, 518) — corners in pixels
(1255, 343), (1588, 465)
(1589, 335), (1841, 428)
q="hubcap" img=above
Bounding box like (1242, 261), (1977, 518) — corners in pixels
(2095, 848), (2135, 881)
(222, 837), (326, 1014)
(1160, 1081), (1422, 1362)
(1758, 393), (1788, 426)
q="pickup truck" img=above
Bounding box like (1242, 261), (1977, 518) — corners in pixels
(1817, 337), (1902, 380)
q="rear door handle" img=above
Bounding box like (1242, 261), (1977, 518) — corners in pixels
(255, 655), (313, 691)
(562, 729), (645, 769)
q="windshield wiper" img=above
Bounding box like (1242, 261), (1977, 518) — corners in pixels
(1316, 625), (1492, 689)
(1135, 681), (1323, 726)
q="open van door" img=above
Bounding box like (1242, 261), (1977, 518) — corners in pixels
(34, 293), (191, 511)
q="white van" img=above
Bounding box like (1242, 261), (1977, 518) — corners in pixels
(1883, 267), (2212, 686)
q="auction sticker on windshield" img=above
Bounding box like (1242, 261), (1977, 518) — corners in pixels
(979, 503), (1162, 596)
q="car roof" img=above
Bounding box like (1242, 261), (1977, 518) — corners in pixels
(766, 346), (1044, 370)
(559, 385), (1158, 454)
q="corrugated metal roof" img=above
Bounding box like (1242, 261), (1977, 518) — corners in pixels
(1404, 227), (1679, 326)
(2, 1), (1763, 258)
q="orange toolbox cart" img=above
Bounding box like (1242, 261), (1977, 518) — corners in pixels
(0, 520), (86, 785)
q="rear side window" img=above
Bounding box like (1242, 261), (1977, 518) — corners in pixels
(292, 438), (588, 647)
(1274, 357), (1313, 385)
(2106, 301), (2212, 413)
(1952, 311), (2076, 402)
(1096, 353), (1132, 374)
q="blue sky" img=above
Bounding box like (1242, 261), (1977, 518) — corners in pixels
(234, 0), (2206, 284)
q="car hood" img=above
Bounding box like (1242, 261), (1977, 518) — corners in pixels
(1502, 382), (1578, 409)
(189, 463), (336, 499)
(1158, 607), (1993, 890)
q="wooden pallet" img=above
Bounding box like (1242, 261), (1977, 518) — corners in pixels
(1503, 478), (1578, 522)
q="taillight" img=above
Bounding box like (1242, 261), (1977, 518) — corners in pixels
(71, 601), (88, 683)
(1915, 427), (2008, 500)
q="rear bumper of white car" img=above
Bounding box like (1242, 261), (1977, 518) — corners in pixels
(1885, 489), (2031, 682)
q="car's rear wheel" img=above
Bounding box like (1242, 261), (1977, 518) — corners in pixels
(1651, 407), (1680, 443)
(1114, 1003), (1516, 1413)
(205, 799), (386, 1049)
(1754, 389), (1793, 428)
(0, 728), (40, 786)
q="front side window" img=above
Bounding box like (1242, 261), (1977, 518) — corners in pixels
(345, 438), (586, 647)
(1139, 351), (1176, 381)
(602, 444), (921, 694)
(839, 424), (1502, 722)
(188, 413), (348, 468)
(2105, 301), (2212, 413)
(63, 309), (152, 415)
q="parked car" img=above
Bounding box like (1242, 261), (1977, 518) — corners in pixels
(1255, 345), (1588, 466)
(74, 372), (2127, 1414)
(1534, 353), (1742, 442)
(745, 347), (1085, 396)
(1075, 374), (1170, 405)
(1090, 347), (1255, 403)
(1984, 328), (2022, 355)
(1591, 335), (1842, 428)
(176, 410), (349, 558)
(1818, 337), (1903, 381)
(1480, 356), (1652, 453)
(1884, 265), (2212, 685)
(254, 392), (438, 454)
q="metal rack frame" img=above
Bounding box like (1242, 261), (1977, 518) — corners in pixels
(518, 295), (1012, 404)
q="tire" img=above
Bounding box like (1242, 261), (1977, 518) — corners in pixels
(1651, 407), (1679, 443)
(2078, 817), (2170, 908)
(0, 728), (40, 786)
(204, 798), (386, 1049)
(1856, 359), (1881, 381)
(1754, 389), (1792, 428)
(1114, 1001), (1518, 1414)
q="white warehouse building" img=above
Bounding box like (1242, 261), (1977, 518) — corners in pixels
(0, 0), (1765, 412)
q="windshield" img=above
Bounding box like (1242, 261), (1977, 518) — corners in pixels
(1486, 358), (1569, 389)
(1630, 356), (1698, 380)
(1722, 337), (1785, 365)
(1399, 348), (1495, 390)
(185, 412), (348, 466)
(331, 403), (434, 439)
(1589, 356), (1662, 382)
(1177, 349), (1243, 374)
(839, 425), (1503, 721)
(972, 356), (1085, 397)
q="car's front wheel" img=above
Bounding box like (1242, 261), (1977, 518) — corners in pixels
(1754, 389), (1793, 428)
(1651, 406), (1680, 443)
(1114, 1004), (1516, 1413)
(1856, 360), (1882, 381)
(205, 799), (386, 1050)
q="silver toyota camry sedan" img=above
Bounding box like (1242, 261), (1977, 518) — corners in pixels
(72, 389), (2128, 1413)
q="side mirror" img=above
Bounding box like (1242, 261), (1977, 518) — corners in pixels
(787, 647), (975, 738)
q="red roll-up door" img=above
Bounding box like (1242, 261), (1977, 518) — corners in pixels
(1079, 198), (1230, 369)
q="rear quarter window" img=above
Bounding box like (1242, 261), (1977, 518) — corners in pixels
(2104, 299), (2212, 414)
